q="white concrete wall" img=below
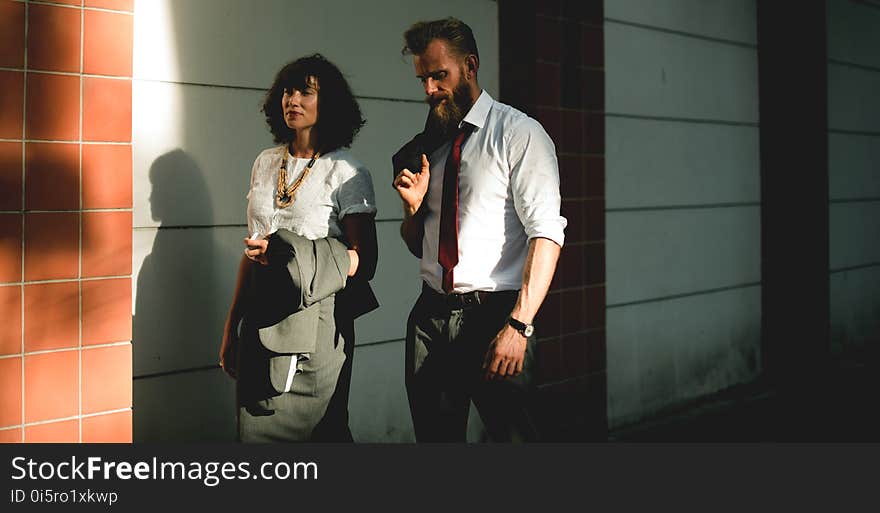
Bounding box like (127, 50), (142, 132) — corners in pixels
(130, 0), (499, 441)
(827, 0), (880, 358)
(604, 0), (762, 427)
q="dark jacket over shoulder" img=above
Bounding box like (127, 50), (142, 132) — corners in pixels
(391, 113), (449, 183)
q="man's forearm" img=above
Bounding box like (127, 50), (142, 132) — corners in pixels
(509, 237), (561, 324)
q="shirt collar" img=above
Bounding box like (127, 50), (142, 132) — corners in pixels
(460, 89), (493, 130)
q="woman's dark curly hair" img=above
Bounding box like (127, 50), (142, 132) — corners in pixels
(262, 54), (365, 154)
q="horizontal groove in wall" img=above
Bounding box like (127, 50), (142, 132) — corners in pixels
(607, 282), (761, 309)
(134, 224), (246, 231)
(607, 202), (760, 213)
(604, 18), (758, 49)
(828, 128), (880, 137)
(132, 78), (264, 93)
(132, 339), (406, 380)
(828, 59), (880, 73)
(355, 337), (405, 349)
(133, 364), (219, 381)
(829, 262), (880, 274)
(133, 78), (425, 104)
(829, 197), (880, 204)
(606, 112), (759, 127)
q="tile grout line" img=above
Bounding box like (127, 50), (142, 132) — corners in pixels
(20, 0), (28, 443)
(1, 275), (132, 287)
(0, 340), (131, 360)
(126, 12), (134, 443)
(0, 138), (132, 145)
(4, 408), (132, 433)
(78, 2), (84, 444)
(1, 208), (133, 214)
(25, 0), (133, 16)
(0, 67), (133, 80)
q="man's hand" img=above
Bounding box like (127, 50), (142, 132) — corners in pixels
(482, 324), (527, 380)
(393, 154), (431, 217)
(244, 237), (269, 265)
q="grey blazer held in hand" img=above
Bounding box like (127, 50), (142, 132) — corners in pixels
(250, 229), (349, 353)
(245, 229), (377, 393)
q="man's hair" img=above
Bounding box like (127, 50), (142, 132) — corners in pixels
(402, 17), (479, 61)
(262, 54), (365, 153)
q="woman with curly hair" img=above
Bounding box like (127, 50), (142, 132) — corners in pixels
(219, 54), (378, 442)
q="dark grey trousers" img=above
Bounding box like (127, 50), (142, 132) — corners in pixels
(405, 284), (541, 442)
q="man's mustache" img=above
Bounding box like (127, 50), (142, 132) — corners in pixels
(425, 91), (454, 107)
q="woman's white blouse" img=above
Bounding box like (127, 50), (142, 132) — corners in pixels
(246, 146), (377, 241)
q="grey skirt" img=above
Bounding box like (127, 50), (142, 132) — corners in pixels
(237, 295), (347, 442)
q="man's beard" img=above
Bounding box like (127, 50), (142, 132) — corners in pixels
(425, 77), (473, 139)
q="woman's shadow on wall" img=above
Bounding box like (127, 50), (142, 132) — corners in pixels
(132, 149), (236, 441)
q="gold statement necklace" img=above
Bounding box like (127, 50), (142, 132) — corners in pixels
(276, 149), (319, 208)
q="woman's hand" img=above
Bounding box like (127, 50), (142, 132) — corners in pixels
(347, 249), (359, 277)
(219, 315), (240, 379)
(244, 237), (269, 265)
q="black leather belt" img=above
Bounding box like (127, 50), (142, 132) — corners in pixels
(421, 282), (513, 310)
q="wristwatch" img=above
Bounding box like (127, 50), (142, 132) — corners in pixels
(507, 317), (534, 338)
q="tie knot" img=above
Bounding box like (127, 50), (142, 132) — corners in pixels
(453, 123), (472, 148)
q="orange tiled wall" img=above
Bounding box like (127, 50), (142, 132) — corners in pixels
(0, 0), (133, 443)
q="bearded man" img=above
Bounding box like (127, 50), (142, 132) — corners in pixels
(391, 17), (567, 442)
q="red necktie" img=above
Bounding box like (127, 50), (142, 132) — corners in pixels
(439, 127), (471, 293)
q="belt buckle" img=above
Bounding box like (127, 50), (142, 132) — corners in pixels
(440, 290), (484, 310)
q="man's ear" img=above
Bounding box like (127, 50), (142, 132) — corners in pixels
(465, 54), (479, 78)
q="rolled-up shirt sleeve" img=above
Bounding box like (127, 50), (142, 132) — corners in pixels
(336, 166), (378, 219)
(508, 117), (567, 247)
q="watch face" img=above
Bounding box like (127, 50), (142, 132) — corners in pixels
(523, 325), (534, 337)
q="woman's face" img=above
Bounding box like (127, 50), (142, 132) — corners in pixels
(281, 75), (319, 133)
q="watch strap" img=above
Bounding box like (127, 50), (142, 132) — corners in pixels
(507, 316), (533, 337)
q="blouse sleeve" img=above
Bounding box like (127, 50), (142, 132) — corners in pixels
(336, 166), (378, 219)
(246, 150), (276, 237)
(245, 152), (262, 201)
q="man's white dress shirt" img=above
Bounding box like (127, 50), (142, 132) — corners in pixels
(421, 90), (567, 293)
